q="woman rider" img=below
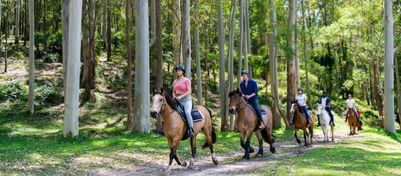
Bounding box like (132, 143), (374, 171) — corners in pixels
(293, 88), (311, 125)
(173, 65), (195, 138)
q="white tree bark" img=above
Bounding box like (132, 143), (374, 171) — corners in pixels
(183, 0), (191, 80)
(27, 0), (34, 115)
(228, 0), (236, 131)
(383, 0), (396, 134)
(195, 0), (202, 106)
(243, 0), (248, 71)
(246, 0), (251, 54)
(62, 0), (69, 101)
(133, 0), (150, 133)
(237, 0), (244, 89)
(63, 0), (83, 137)
(150, 0), (155, 40)
(302, 0), (312, 109)
(217, 0), (228, 131)
(16, 0), (20, 44)
(172, 0), (181, 65)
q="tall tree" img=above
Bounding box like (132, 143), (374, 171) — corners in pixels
(243, 0), (248, 71)
(150, 0), (155, 40)
(63, 0), (83, 137)
(15, 0), (20, 44)
(27, 0), (34, 115)
(133, 0), (150, 133)
(125, 0), (133, 130)
(237, 0), (244, 89)
(183, 0), (191, 80)
(287, 0), (296, 122)
(107, 0), (111, 61)
(155, 0), (163, 132)
(217, 0), (228, 131)
(228, 0), (236, 130)
(82, 0), (96, 102)
(269, 0), (281, 129)
(302, 0), (312, 109)
(194, 0), (202, 106)
(62, 0), (69, 100)
(383, 0), (396, 134)
(172, 0), (181, 65)
(395, 53), (401, 126)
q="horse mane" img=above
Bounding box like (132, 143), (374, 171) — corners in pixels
(228, 90), (239, 97)
(163, 92), (177, 111)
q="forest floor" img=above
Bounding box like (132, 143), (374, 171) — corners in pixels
(1, 57), (401, 176)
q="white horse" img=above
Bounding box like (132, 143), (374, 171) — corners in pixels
(317, 104), (334, 142)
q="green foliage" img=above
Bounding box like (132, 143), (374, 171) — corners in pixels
(35, 85), (62, 104)
(0, 80), (28, 102)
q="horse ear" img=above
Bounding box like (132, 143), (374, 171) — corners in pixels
(236, 88), (240, 93)
(161, 87), (164, 94)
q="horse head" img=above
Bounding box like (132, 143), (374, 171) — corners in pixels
(150, 88), (167, 118)
(228, 88), (242, 114)
(317, 103), (322, 117)
(290, 101), (299, 114)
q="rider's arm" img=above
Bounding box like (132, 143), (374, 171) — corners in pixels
(302, 95), (307, 106)
(249, 81), (257, 98)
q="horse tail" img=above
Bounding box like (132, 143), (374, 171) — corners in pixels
(261, 128), (275, 144)
(202, 107), (217, 149)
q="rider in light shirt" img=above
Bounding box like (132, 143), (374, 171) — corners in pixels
(293, 87), (311, 125)
(345, 94), (363, 124)
(318, 91), (335, 126)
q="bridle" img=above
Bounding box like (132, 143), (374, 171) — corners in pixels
(156, 95), (175, 116)
(234, 95), (246, 111)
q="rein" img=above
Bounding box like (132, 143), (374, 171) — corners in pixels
(159, 99), (175, 116)
(235, 96), (247, 111)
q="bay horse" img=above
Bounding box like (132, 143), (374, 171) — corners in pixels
(347, 108), (361, 135)
(228, 89), (276, 160)
(317, 104), (334, 142)
(150, 89), (218, 174)
(290, 101), (314, 146)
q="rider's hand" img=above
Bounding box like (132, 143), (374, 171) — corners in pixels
(176, 96), (181, 101)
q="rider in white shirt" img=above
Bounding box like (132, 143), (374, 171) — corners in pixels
(292, 87), (311, 125)
(318, 91), (335, 126)
(345, 94), (362, 124)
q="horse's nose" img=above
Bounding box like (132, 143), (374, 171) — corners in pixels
(229, 108), (235, 114)
(150, 111), (158, 117)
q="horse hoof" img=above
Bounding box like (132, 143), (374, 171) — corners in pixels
(242, 155), (250, 160)
(181, 161), (187, 167)
(270, 147), (277, 154)
(296, 139), (301, 144)
(213, 159), (219, 165)
(164, 168), (171, 175)
(249, 147), (255, 153)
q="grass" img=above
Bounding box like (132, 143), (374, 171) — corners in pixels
(246, 127), (401, 176)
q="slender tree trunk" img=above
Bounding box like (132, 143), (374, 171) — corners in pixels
(302, 0), (312, 109)
(24, 0), (27, 46)
(43, 0), (46, 31)
(52, 0), (55, 33)
(172, 0), (181, 65)
(237, 0), (244, 89)
(63, 0), (83, 137)
(395, 52), (401, 125)
(246, 0), (251, 53)
(126, 0), (133, 130)
(133, 0), (150, 133)
(383, 0), (396, 133)
(217, 0), (228, 131)
(183, 0), (191, 80)
(243, 0), (248, 71)
(150, 0), (155, 40)
(155, 0), (163, 132)
(83, 0), (96, 102)
(269, 0), (281, 129)
(294, 0), (300, 90)
(15, 0), (20, 45)
(204, 24), (209, 107)
(107, 1), (111, 61)
(0, 0), (2, 61)
(27, 0), (34, 115)
(4, 17), (8, 73)
(228, 0), (236, 131)
(287, 0), (296, 122)
(103, 0), (107, 46)
(195, 0), (202, 106)
(62, 0), (69, 101)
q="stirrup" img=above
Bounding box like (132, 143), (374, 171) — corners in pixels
(258, 123), (265, 129)
(189, 127), (195, 138)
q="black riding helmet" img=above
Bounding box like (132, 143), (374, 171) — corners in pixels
(175, 65), (186, 73)
(241, 70), (249, 75)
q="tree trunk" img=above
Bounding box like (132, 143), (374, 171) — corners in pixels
(172, 0), (181, 65)
(150, 0), (155, 40)
(294, 0), (300, 90)
(107, 1), (111, 61)
(246, 0), (251, 53)
(302, 0), (312, 109)
(243, 0), (248, 71)
(217, 0), (228, 131)
(237, 0), (244, 89)
(204, 24), (209, 107)
(195, 0), (202, 106)
(395, 52), (401, 126)
(383, 0), (396, 134)
(155, 0), (163, 132)
(287, 0), (296, 122)
(62, 0), (69, 101)
(228, 0), (236, 131)
(133, 0), (150, 133)
(24, 0), (27, 46)
(27, 0), (34, 115)
(183, 0), (191, 80)
(52, 0), (55, 33)
(4, 16), (8, 73)
(126, 0), (133, 131)
(103, 0), (107, 46)
(43, 0), (46, 31)
(83, 0), (96, 102)
(63, 0), (83, 137)
(15, 0), (20, 45)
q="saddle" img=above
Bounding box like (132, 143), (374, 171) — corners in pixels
(175, 100), (204, 141)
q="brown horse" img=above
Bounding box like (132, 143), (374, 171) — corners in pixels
(150, 89), (218, 174)
(347, 108), (361, 135)
(228, 89), (276, 160)
(290, 101), (314, 146)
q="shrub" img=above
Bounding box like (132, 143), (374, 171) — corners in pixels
(0, 80), (28, 102)
(35, 85), (62, 104)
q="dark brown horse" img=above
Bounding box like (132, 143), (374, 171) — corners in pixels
(347, 108), (361, 135)
(228, 89), (276, 160)
(290, 101), (314, 146)
(150, 89), (218, 174)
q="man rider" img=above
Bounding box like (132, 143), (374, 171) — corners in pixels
(318, 91), (335, 126)
(240, 70), (265, 129)
(345, 94), (363, 125)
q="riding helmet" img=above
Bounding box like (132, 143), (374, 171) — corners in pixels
(298, 87), (303, 91)
(348, 94), (352, 97)
(175, 65), (186, 73)
(241, 70), (249, 75)
(323, 90), (327, 94)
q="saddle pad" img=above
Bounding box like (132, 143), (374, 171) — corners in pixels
(191, 111), (204, 122)
(248, 104), (267, 115)
(175, 101), (204, 122)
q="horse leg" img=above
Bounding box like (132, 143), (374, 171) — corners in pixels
(242, 132), (253, 160)
(309, 126), (313, 144)
(303, 129), (309, 147)
(266, 128), (277, 153)
(323, 125), (328, 142)
(189, 137), (196, 168)
(331, 125), (334, 141)
(204, 126), (219, 165)
(294, 129), (301, 144)
(255, 131), (263, 157)
(349, 125), (353, 135)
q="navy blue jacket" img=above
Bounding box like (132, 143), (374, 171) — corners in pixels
(240, 79), (258, 102)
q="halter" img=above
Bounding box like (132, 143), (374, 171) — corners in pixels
(234, 96), (246, 111)
(157, 96), (175, 116)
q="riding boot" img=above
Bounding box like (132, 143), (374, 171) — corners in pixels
(189, 127), (195, 138)
(345, 116), (347, 122)
(330, 116), (336, 126)
(307, 119), (311, 125)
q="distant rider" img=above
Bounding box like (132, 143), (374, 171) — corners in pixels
(317, 91), (335, 126)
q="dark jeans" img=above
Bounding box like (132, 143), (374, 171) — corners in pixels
(346, 109), (361, 121)
(301, 106), (311, 120)
(246, 98), (263, 124)
(326, 107), (334, 119)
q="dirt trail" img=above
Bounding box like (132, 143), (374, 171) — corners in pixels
(93, 129), (352, 176)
